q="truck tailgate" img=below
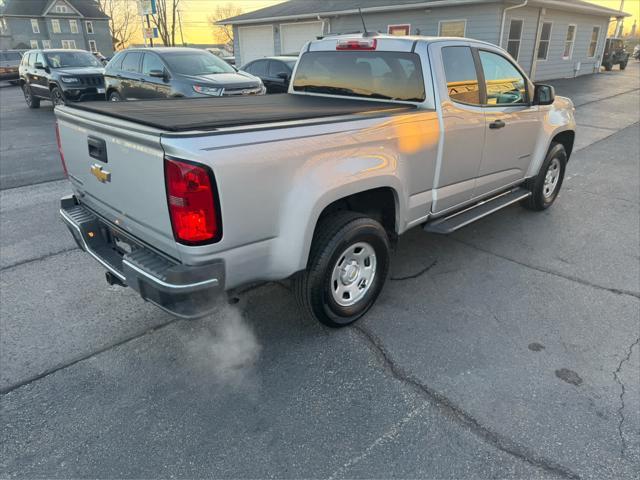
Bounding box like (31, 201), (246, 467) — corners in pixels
(55, 107), (180, 260)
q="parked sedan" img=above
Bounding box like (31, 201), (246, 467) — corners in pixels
(104, 47), (265, 101)
(0, 50), (23, 84)
(241, 56), (298, 93)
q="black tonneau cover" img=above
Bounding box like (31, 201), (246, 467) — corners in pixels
(68, 94), (415, 132)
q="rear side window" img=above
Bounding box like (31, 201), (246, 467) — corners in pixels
(0, 51), (21, 61)
(245, 60), (267, 76)
(293, 51), (425, 102)
(28, 52), (36, 67)
(441, 46), (480, 105)
(108, 52), (125, 70)
(22, 53), (31, 66)
(121, 52), (142, 73)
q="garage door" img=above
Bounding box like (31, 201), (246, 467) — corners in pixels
(280, 21), (323, 56)
(239, 25), (275, 65)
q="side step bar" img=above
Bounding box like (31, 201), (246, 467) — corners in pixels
(424, 187), (531, 234)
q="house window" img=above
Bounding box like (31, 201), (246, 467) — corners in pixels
(43, 40), (52, 49)
(563, 24), (576, 59)
(537, 22), (552, 60)
(439, 20), (466, 37)
(31, 19), (40, 34)
(52, 19), (61, 34)
(86, 21), (94, 34)
(387, 24), (410, 36)
(70, 20), (78, 34)
(588, 26), (600, 57)
(30, 40), (39, 49)
(61, 40), (76, 49)
(507, 19), (523, 60)
(89, 40), (97, 52)
(55, 5), (69, 13)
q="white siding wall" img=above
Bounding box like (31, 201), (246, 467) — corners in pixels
(502, 6), (609, 80)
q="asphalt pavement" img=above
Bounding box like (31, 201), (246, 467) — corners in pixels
(1, 64), (639, 479)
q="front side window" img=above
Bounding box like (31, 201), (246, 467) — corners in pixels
(441, 46), (480, 105)
(52, 19), (61, 34)
(293, 51), (425, 102)
(439, 20), (466, 37)
(31, 19), (40, 34)
(142, 53), (165, 75)
(507, 19), (523, 60)
(30, 40), (39, 49)
(45, 50), (101, 68)
(121, 52), (142, 73)
(537, 22), (552, 60)
(162, 51), (235, 75)
(588, 26), (600, 57)
(86, 21), (94, 34)
(35, 52), (44, 67)
(479, 50), (528, 105)
(268, 60), (290, 77)
(70, 20), (78, 34)
(563, 25), (576, 59)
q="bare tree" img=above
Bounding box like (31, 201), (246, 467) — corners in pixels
(208, 3), (243, 48)
(97, 0), (138, 51)
(152, 0), (180, 46)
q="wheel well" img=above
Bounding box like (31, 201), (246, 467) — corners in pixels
(316, 187), (397, 237)
(553, 130), (575, 160)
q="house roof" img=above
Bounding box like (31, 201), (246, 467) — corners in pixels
(0, 0), (108, 18)
(219, 0), (630, 25)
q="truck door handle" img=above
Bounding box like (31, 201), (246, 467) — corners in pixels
(489, 120), (506, 129)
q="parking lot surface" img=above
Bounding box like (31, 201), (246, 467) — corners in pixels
(1, 64), (639, 478)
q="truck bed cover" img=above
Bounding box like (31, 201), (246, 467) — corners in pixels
(68, 94), (415, 132)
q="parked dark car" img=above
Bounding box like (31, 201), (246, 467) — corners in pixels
(19, 49), (105, 108)
(0, 50), (23, 83)
(104, 47), (264, 101)
(241, 56), (298, 93)
(602, 38), (629, 71)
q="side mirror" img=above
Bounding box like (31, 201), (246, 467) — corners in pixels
(533, 83), (555, 106)
(34, 61), (47, 71)
(277, 72), (289, 81)
(149, 69), (167, 80)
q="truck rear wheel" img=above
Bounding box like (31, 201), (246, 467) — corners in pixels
(22, 84), (40, 109)
(294, 212), (390, 327)
(521, 142), (567, 211)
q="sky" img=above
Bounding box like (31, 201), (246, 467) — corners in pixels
(137, 0), (640, 45)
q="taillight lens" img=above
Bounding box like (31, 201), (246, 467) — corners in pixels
(164, 157), (221, 245)
(55, 122), (68, 177)
(336, 38), (377, 50)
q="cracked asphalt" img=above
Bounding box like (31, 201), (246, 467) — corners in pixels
(1, 63), (639, 479)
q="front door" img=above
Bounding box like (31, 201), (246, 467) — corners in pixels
(431, 44), (486, 213)
(29, 52), (49, 97)
(474, 49), (540, 198)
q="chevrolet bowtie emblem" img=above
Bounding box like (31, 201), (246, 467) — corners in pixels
(90, 163), (111, 183)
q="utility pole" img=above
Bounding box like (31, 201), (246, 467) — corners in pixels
(615, 0), (625, 37)
(177, 7), (185, 45)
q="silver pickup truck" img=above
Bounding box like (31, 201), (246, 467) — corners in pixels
(56, 34), (576, 327)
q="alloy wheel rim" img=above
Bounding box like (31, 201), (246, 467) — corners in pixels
(543, 158), (561, 198)
(52, 90), (64, 106)
(330, 242), (377, 307)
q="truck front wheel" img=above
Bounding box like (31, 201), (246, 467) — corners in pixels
(522, 142), (567, 211)
(294, 212), (390, 327)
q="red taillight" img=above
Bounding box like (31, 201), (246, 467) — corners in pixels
(164, 157), (221, 245)
(336, 38), (377, 50)
(55, 122), (68, 177)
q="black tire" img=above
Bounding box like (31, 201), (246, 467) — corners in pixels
(22, 83), (40, 109)
(50, 86), (66, 106)
(521, 142), (567, 211)
(293, 211), (390, 328)
(108, 91), (122, 102)
(604, 62), (613, 71)
(620, 61), (627, 70)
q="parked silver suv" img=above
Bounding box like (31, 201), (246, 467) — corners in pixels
(104, 47), (265, 101)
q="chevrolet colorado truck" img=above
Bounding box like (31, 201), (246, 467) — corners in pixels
(56, 35), (576, 327)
